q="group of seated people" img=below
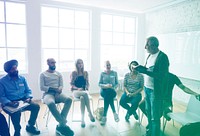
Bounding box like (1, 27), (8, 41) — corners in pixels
(0, 58), (200, 136)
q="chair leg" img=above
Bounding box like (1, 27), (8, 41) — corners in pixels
(71, 100), (82, 122)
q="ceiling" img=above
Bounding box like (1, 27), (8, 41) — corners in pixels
(54, 0), (186, 13)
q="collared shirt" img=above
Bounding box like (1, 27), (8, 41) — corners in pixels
(0, 75), (32, 105)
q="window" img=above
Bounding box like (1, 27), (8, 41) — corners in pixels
(41, 6), (91, 71)
(100, 13), (137, 77)
(0, 1), (27, 73)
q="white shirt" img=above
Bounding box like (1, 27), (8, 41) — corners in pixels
(144, 51), (160, 89)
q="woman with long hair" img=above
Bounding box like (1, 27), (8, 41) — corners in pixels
(70, 59), (95, 128)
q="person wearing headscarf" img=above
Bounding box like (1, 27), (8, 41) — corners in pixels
(0, 59), (40, 136)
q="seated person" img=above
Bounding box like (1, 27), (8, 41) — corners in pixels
(40, 58), (74, 136)
(0, 60), (40, 136)
(120, 61), (144, 122)
(70, 59), (95, 128)
(179, 122), (200, 136)
(0, 106), (10, 136)
(139, 72), (199, 129)
(98, 60), (119, 125)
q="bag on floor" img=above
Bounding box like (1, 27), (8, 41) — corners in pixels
(94, 107), (104, 121)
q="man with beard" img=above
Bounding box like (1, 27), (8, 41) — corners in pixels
(40, 58), (74, 136)
(0, 59), (40, 136)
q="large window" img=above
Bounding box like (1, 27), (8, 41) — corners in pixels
(0, 1), (27, 73)
(100, 13), (137, 77)
(41, 6), (91, 71)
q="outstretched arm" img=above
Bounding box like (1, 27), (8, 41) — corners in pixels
(178, 84), (199, 96)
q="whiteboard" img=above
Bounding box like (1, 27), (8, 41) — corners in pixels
(157, 31), (200, 81)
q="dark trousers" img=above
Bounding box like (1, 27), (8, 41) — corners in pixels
(120, 92), (142, 115)
(5, 101), (40, 133)
(100, 88), (117, 116)
(0, 112), (10, 136)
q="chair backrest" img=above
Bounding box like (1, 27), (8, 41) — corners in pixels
(186, 96), (200, 115)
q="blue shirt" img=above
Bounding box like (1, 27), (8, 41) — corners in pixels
(0, 74), (33, 105)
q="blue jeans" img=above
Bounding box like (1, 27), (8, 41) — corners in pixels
(120, 92), (142, 115)
(145, 87), (163, 136)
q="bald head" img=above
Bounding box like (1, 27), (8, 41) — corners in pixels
(47, 58), (56, 71)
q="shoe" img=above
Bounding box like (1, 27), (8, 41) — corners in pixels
(125, 112), (130, 122)
(164, 108), (172, 121)
(56, 125), (74, 136)
(133, 113), (139, 120)
(88, 114), (95, 122)
(100, 116), (107, 125)
(114, 113), (119, 122)
(81, 121), (86, 128)
(26, 124), (40, 135)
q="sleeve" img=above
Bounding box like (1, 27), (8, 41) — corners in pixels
(59, 72), (63, 90)
(23, 77), (33, 99)
(174, 75), (182, 86)
(40, 73), (49, 93)
(113, 71), (119, 89)
(123, 73), (128, 88)
(85, 71), (89, 90)
(139, 74), (144, 88)
(98, 72), (104, 87)
(70, 71), (77, 91)
(0, 83), (11, 105)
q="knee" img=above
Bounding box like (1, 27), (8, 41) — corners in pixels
(65, 97), (72, 105)
(31, 102), (40, 111)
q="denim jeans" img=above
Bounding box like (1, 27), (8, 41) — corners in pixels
(145, 87), (163, 136)
(120, 92), (142, 115)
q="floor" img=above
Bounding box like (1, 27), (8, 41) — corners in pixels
(4, 93), (183, 136)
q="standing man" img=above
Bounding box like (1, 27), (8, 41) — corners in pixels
(40, 58), (74, 136)
(135, 36), (169, 136)
(0, 60), (40, 136)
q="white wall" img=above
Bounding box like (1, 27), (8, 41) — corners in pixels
(21, 0), (146, 100)
(145, 0), (200, 103)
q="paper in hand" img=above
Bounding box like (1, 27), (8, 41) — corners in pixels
(134, 65), (147, 73)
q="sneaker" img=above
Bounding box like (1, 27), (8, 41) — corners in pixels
(114, 113), (119, 122)
(26, 124), (40, 135)
(100, 116), (107, 125)
(56, 125), (74, 136)
(81, 121), (86, 128)
(125, 112), (130, 122)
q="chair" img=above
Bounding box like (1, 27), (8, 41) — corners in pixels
(163, 95), (200, 133)
(97, 96), (119, 114)
(71, 94), (94, 122)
